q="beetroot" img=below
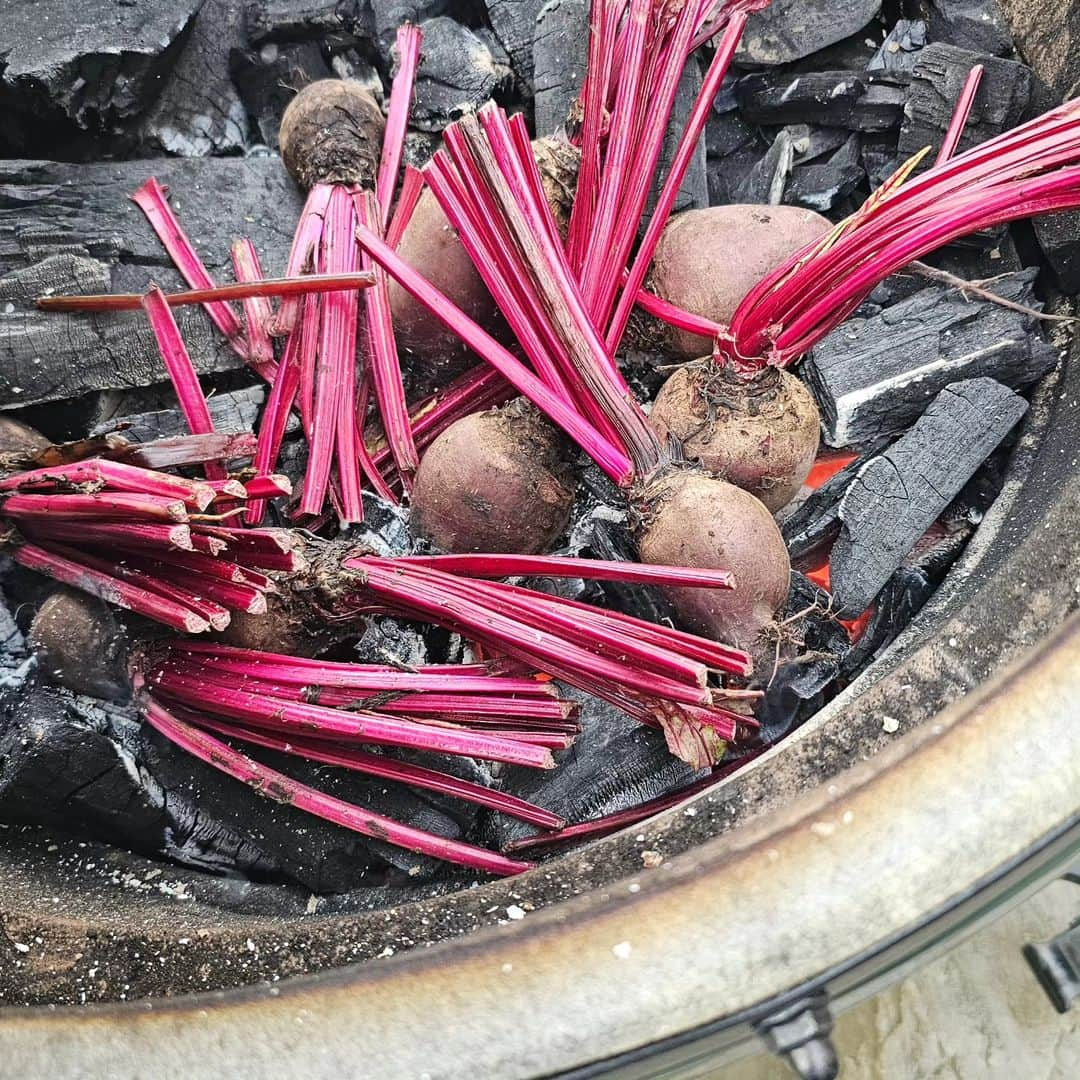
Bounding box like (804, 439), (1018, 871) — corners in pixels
(636, 470), (791, 649)
(649, 363), (821, 512)
(278, 79), (385, 190)
(411, 400), (575, 554)
(645, 204), (831, 360)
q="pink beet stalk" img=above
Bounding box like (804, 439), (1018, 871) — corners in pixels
(13, 542), (210, 633)
(130, 178), (247, 357)
(120, 432), (257, 470)
(268, 183), (334, 336)
(141, 696), (533, 876)
(385, 166), (425, 248)
(633, 285), (727, 340)
(2, 491), (189, 521)
(377, 24), (423, 224)
(357, 191), (418, 483)
(142, 286), (227, 481)
(230, 239), (278, 382)
(936, 63), (985, 166)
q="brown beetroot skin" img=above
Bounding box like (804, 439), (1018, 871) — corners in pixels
(648, 204), (831, 359)
(650, 364), (821, 513)
(390, 137), (580, 392)
(410, 400), (576, 554)
(278, 79), (385, 190)
(636, 470), (790, 649)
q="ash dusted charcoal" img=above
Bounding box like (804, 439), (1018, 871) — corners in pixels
(410, 17), (514, 131)
(898, 44), (1033, 166)
(0, 590), (34, 692)
(785, 132), (863, 213)
(706, 102), (757, 160)
(532, 0), (588, 134)
(486, 0), (549, 89)
(0, 0), (202, 155)
(141, 0), (250, 157)
(1032, 211), (1080, 294)
(371, 0), (448, 54)
(867, 20), (927, 75)
(736, 71), (907, 133)
(486, 689), (706, 851)
(734, 129), (795, 205)
(89, 385), (271, 443)
(920, 0), (1013, 57)
(0, 157), (302, 408)
(244, 0), (372, 46)
(230, 42), (334, 149)
(829, 378), (1028, 617)
(804, 269), (1057, 447)
(736, 0), (883, 67)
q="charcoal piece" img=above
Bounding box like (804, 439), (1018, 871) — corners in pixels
(787, 125), (852, 163)
(706, 105), (757, 160)
(372, 0), (451, 55)
(921, 0), (1013, 57)
(781, 451), (877, 562)
(244, 0), (372, 46)
(1033, 210), (1080, 294)
(860, 129), (900, 187)
(532, 0), (588, 134)
(736, 71), (907, 132)
(736, 0), (883, 67)
(708, 142), (773, 207)
(89, 386), (269, 442)
(867, 19), (927, 74)
(898, 43), (1032, 166)
(140, 0), (250, 156)
(0, 0), (202, 155)
(230, 42), (333, 149)
(487, 689), (706, 850)
(0, 157), (302, 408)
(486, 0), (547, 88)
(785, 133), (863, 212)
(804, 269), (1057, 447)
(839, 565), (935, 679)
(0, 591), (34, 692)
(645, 58), (709, 221)
(410, 17), (513, 131)
(346, 491), (415, 557)
(829, 378), (1027, 617)
(351, 616), (433, 668)
(751, 572), (850, 744)
(734, 128), (795, 205)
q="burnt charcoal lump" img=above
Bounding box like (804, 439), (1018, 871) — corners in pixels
(829, 378), (1028, 617)
(803, 269), (1058, 447)
(245, 0), (373, 46)
(0, 157), (303, 408)
(736, 0), (883, 67)
(919, 0), (1013, 57)
(141, 0), (250, 156)
(487, 0), (549, 89)
(736, 71), (907, 133)
(532, 0), (588, 134)
(411, 17), (514, 131)
(0, 0), (202, 155)
(1032, 211), (1080, 295)
(867, 20), (927, 75)
(898, 43), (1033, 165)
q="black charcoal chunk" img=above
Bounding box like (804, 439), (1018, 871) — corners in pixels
(898, 43), (1032, 165)
(488, 689), (706, 850)
(736, 71), (907, 132)
(804, 269), (1057, 447)
(645, 57), (709, 220)
(1033, 211), (1080, 294)
(245, 0), (372, 46)
(0, 0), (202, 155)
(89, 386), (269, 442)
(734, 128), (795, 205)
(532, 0), (588, 134)
(706, 103), (757, 159)
(867, 20), (927, 74)
(753, 574), (850, 745)
(860, 129), (901, 187)
(0, 589), (34, 692)
(829, 378), (1027, 616)
(411, 17), (513, 131)
(737, 0), (883, 67)
(141, 0), (250, 156)
(0, 157), (302, 408)
(921, 0), (1013, 57)
(230, 42), (333, 149)
(785, 132), (863, 212)
(487, 0), (548, 89)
